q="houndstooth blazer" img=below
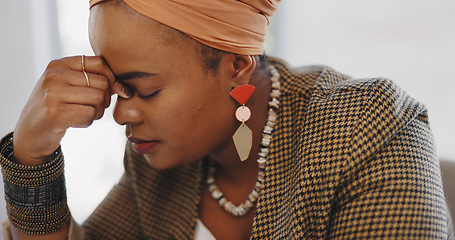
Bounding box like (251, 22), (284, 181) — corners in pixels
(81, 58), (450, 239)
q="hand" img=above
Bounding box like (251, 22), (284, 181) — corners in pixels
(13, 56), (128, 166)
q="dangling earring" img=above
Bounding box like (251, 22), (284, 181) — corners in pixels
(230, 84), (255, 161)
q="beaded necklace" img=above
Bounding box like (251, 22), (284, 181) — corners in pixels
(207, 65), (281, 217)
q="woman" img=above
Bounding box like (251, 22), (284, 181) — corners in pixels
(1, 0), (451, 239)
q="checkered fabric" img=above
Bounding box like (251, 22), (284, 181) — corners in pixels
(82, 59), (449, 239)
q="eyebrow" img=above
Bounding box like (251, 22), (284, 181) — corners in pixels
(115, 71), (158, 82)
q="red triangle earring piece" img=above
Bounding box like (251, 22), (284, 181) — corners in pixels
(230, 84), (255, 105)
(230, 84), (255, 161)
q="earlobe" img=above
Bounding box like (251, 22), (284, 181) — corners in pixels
(232, 55), (256, 86)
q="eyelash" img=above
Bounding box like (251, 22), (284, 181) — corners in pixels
(119, 82), (161, 100)
(138, 89), (161, 100)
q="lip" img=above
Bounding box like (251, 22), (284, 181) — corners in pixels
(128, 137), (160, 155)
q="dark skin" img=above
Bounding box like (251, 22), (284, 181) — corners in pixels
(10, 0), (271, 239)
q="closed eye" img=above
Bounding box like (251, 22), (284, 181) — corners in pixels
(138, 89), (161, 100)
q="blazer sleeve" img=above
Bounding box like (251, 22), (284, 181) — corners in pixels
(328, 112), (450, 239)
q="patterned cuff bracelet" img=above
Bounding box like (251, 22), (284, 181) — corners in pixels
(4, 174), (67, 209)
(0, 132), (70, 234)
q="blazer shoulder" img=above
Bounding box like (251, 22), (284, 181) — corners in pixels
(302, 69), (429, 161)
(335, 76), (426, 121)
(269, 58), (428, 147)
(327, 76), (429, 161)
(310, 67), (427, 126)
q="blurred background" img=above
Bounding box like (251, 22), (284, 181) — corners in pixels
(1, 0), (454, 227)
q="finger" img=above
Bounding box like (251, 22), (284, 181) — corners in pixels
(62, 71), (109, 89)
(81, 56), (132, 99)
(59, 104), (98, 128)
(61, 56), (130, 98)
(61, 55), (114, 83)
(59, 87), (109, 119)
(78, 72), (111, 109)
(44, 82), (108, 120)
(43, 69), (111, 108)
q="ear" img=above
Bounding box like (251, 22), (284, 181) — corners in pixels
(232, 55), (256, 87)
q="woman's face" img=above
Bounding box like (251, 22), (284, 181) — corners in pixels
(89, 2), (239, 169)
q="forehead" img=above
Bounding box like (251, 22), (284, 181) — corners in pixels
(89, 1), (170, 48)
(88, 1), (197, 73)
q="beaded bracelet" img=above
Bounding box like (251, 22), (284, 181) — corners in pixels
(0, 132), (71, 234)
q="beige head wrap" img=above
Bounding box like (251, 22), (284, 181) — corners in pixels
(89, 0), (280, 55)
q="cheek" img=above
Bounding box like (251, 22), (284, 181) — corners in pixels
(164, 88), (234, 138)
(151, 92), (206, 133)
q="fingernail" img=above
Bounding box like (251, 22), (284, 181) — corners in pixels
(123, 87), (133, 98)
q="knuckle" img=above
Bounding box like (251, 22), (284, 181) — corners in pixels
(73, 107), (96, 128)
(45, 102), (61, 120)
(82, 107), (97, 126)
(99, 76), (109, 89)
(41, 69), (63, 85)
(43, 88), (59, 106)
(43, 88), (57, 102)
(42, 83), (63, 102)
(105, 95), (112, 108)
(46, 59), (61, 69)
(93, 57), (105, 69)
(95, 110), (105, 120)
(93, 90), (106, 103)
(42, 69), (58, 80)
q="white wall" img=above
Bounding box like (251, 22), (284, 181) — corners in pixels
(0, 0), (61, 229)
(267, 0), (455, 161)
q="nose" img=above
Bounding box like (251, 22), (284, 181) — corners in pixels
(113, 96), (143, 126)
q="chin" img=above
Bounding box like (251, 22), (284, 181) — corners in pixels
(143, 154), (184, 170)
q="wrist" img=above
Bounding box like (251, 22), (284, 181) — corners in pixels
(12, 151), (51, 166)
(12, 134), (53, 166)
(0, 132), (70, 234)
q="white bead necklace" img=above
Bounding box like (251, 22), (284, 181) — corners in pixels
(207, 65), (281, 217)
